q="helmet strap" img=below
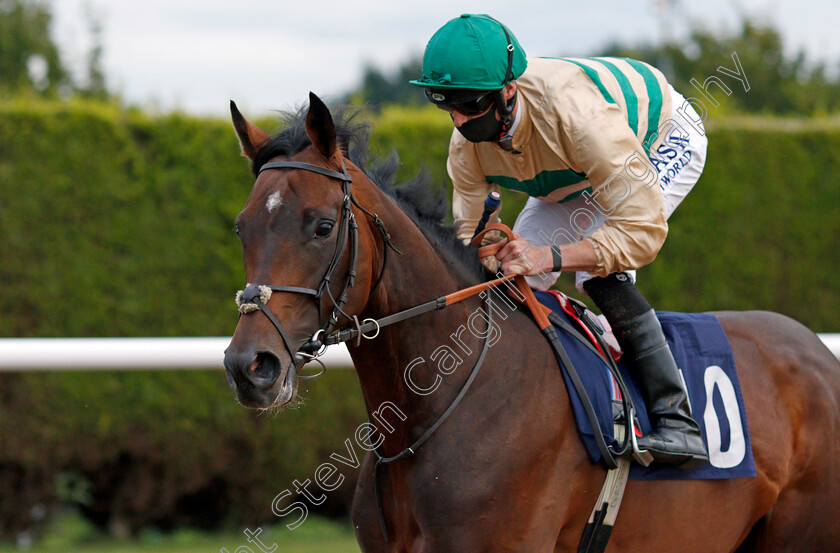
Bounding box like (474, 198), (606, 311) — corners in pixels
(495, 89), (517, 137)
(497, 19), (515, 86)
(495, 18), (517, 138)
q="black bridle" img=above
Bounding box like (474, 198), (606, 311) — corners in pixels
(235, 158), (398, 371)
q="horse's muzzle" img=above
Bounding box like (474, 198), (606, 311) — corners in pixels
(223, 348), (298, 408)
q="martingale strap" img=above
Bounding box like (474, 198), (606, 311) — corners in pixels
(371, 295), (495, 542)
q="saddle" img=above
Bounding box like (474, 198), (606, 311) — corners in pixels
(545, 290), (623, 362)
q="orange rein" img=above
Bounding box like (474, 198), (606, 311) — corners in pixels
(443, 223), (554, 330)
(325, 224), (554, 348)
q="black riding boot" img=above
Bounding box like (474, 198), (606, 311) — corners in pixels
(584, 274), (708, 469)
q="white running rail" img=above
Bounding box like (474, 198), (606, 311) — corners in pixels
(0, 335), (838, 371)
(0, 337), (351, 371)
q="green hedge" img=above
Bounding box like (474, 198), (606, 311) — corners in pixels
(645, 125), (840, 330)
(1, 100), (839, 539)
(0, 102), (238, 337)
(0, 370), (366, 537)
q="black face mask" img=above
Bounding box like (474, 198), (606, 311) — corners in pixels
(455, 106), (503, 143)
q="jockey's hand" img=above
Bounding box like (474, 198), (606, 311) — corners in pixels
(495, 232), (552, 277)
(480, 255), (500, 273)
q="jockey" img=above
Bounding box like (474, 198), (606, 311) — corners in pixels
(410, 14), (709, 468)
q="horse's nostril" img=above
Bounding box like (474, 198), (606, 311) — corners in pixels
(251, 351), (282, 384)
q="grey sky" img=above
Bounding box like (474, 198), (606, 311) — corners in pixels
(51, 0), (840, 117)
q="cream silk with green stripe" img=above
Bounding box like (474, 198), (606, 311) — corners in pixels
(483, 57), (668, 202)
(485, 169), (589, 200)
(558, 57), (665, 155)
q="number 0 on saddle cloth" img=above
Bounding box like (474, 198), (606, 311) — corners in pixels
(536, 291), (757, 481)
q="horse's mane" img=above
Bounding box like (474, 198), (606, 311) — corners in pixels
(251, 105), (486, 284)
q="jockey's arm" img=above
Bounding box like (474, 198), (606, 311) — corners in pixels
(563, 103), (668, 275)
(448, 138), (502, 243)
(495, 235), (597, 276)
(497, 108), (667, 277)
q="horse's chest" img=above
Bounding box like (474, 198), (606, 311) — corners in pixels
(354, 454), (534, 552)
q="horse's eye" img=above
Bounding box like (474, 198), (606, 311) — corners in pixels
(315, 221), (334, 238)
(233, 225), (240, 237)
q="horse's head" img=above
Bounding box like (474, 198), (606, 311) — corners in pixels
(224, 93), (378, 409)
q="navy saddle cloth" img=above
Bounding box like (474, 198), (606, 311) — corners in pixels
(535, 291), (756, 481)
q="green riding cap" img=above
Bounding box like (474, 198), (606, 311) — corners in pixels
(409, 14), (527, 90)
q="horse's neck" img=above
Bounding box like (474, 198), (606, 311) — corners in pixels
(346, 183), (488, 452)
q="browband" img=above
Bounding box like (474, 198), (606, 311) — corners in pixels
(259, 160), (352, 183)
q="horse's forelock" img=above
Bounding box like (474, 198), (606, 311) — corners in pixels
(250, 105), (369, 176)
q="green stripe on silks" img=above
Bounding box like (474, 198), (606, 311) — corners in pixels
(622, 58), (663, 155)
(486, 169), (587, 198)
(558, 187), (593, 203)
(591, 58), (639, 136)
(559, 58), (616, 105)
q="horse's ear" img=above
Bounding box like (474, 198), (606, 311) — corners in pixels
(305, 92), (339, 160)
(230, 100), (270, 161)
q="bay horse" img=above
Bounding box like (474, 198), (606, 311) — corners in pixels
(223, 93), (840, 552)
